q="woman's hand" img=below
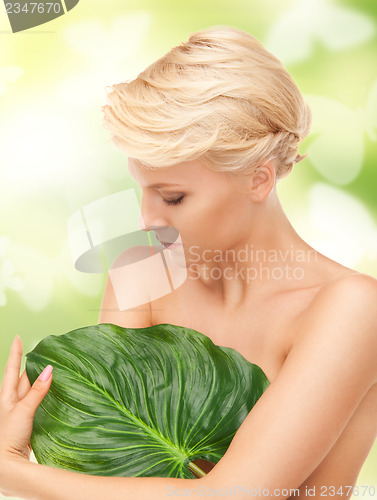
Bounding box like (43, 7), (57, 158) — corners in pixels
(0, 335), (53, 490)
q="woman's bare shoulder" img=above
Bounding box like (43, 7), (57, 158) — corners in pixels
(294, 270), (377, 361)
(99, 274), (152, 327)
(303, 250), (377, 310)
(98, 246), (159, 327)
(316, 270), (377, 305)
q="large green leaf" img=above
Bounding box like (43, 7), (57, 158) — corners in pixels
(26, 323), (269, 478)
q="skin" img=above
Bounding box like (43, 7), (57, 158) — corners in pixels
(1, 157), (377, 499)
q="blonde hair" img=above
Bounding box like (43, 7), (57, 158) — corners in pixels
(102, 25), (312, 178)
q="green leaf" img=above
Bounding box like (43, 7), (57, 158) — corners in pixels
(26, 323), (269, 478)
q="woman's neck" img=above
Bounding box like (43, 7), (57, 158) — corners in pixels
(185, 196), (317, 309)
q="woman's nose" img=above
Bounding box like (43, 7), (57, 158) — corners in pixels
(139, 197), (168, 231)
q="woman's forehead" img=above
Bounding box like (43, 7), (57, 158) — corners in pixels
(127, 157), (217, 188)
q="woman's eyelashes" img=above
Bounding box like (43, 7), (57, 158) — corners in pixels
(163, 195), (185, 206)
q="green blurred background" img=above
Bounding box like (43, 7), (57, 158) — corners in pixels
(1, 0), (376, 496)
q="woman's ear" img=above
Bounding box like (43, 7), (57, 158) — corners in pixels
(249, 158), (276, 202)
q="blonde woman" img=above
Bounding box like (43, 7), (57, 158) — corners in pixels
(1, 26), (377, 500)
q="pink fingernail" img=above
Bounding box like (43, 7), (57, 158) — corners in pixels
(38, 365), (53, 382)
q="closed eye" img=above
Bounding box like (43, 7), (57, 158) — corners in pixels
(163, 196), (184, 206)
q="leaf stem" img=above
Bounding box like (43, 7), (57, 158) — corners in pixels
(187, 461), (206, 478)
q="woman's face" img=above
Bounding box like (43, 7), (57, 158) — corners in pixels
(128, 158), (255, 265)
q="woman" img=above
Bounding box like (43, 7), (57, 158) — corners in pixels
(1, 25), (377, 499)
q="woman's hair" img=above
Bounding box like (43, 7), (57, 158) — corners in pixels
(102, 25), (312, 179)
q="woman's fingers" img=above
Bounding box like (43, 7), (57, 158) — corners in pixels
(0, 336), (23, 403)
(16, 365), (53, 418)
(18, 370), (32, 400)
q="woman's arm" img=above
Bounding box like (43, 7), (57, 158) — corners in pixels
(1, 274), (376, 499)
(204, 274), (377, 495)
(3, 460), (198, 500)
